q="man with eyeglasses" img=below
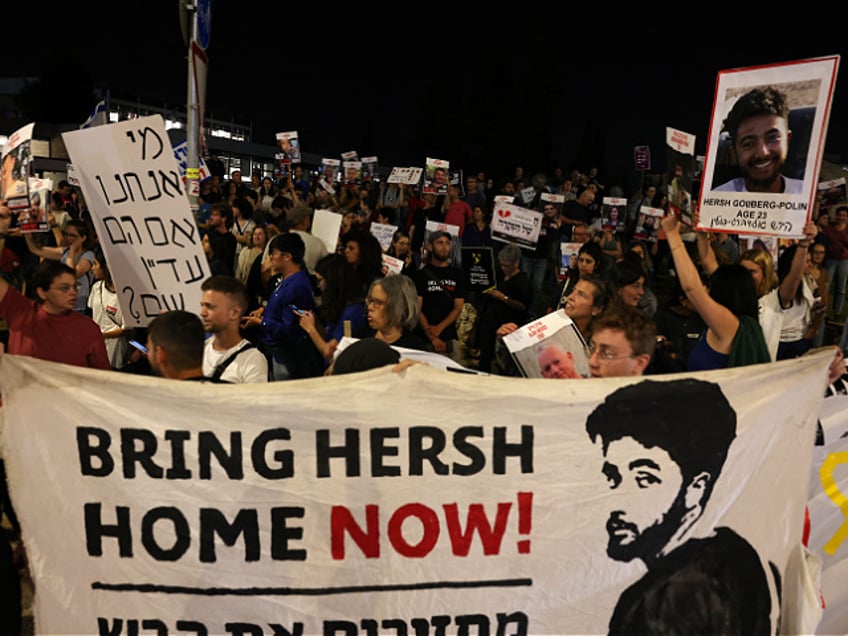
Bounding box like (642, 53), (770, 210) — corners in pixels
(0, 257), (109, 370)
(587, 306), (656, 378)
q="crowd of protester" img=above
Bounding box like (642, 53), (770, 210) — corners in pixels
(1, 160), (847, 631)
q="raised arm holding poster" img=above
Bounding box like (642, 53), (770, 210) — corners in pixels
(501, 309), (589, 378)
(275, 130), (301, 164)
(698, 55), (840, 238)
(423, 157), (450, 195)
(665, 127), (696, 226)
(61, 115), (210, 328)
(0, 350), (832, 634)
(17, 177), (51, 233)
(0, 122), (34, 210)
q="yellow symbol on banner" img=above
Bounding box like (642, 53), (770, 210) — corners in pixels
(820, 451), (848, 555)
(473, 253), (481, 265)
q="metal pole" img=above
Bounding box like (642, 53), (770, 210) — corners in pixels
(185, 0), (199, 213)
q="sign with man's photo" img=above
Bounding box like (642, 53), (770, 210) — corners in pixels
(501, 309), (589, 379)
(698, 55), (840, 238)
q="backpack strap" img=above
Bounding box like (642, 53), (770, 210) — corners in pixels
(211, 342), (256, 382)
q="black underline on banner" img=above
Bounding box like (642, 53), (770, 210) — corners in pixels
(92, 578), (533, 596)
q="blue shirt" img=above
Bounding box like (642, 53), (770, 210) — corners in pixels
(260, 269), (315, 355)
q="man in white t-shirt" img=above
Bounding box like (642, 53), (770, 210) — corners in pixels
(199, 275), (268, 383)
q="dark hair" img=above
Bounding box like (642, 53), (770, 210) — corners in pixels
(332, 337), (400, 375)
(591, 305), (656, 358)
(210, 202), (234, 228)
(708, 264), (760, 321)
(147, 310), (205, 371)
(232, 198), (252, 219)
(268, 232), (306, 265)
(578, 273), (609, 312)
(341, 228), (383, 291)
(30, 260), (76, 295)
(722, 86), (789, 142)
(577, 241), (604, 274)
(606, 259), (646, 297)
(201, 274), (248, 314)
(315, 253), (364, 324)
(64, 219), (90, 243)
(586, 378), (736, 504)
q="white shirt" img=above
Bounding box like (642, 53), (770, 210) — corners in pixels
(203, 338), (268, 383)
(291, 229), (328, 274)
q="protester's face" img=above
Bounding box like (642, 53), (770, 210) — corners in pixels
(576, 253), (596, 276)
(543, 204), (558, 218)
(645, 186), (656, 201)
(208, 209), (222, 228)
(565, 280), (600, 323)
(40, 273), (79, 313)
(200, 289), (240, 334)
(618, 277), (645, 307)
(252, 227), (267, 247)
(430, 236), (452, 261)
(609, 208), (619, 222)
(343, 240), (361, 265)
(811, 244), (826, 265)
(588, 328), (643, 378)
(504, 182), (515, 195)
(739, 259), (764, 294)
(601, 436), (685, 562)
(572, 226), (589, 243)
(366, 283), (389, 331)
(393, 236), (410, 255)
(538, 346), (578, 379)
(146, 335), (166, 377)
(63, 225), (83, 247)
(733, 114), (791, 190)
(836, 209), (848, 225)
(92, 258), (106, 282)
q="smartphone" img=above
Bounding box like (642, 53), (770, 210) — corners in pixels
(289, 304), (304, 314)
(129, 339), (148, 355)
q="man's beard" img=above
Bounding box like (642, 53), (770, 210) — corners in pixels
(605, 489), (689, 563)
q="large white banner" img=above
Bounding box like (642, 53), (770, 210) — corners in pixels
(0, 352), (832, 634)
(807, 385), (848, 634)
(62, 115), (210, 328)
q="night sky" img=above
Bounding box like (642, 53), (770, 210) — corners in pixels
(4, 6), (848, 194)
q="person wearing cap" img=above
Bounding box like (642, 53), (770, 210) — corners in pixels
(242, 232), (323, 380)
(415, 231), (465, 364)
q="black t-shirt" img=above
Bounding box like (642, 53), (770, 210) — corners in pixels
(415, 263), (466, 341)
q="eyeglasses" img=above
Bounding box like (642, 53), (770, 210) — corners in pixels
(587, 341), (634, 361)
(365, 297), (386, 308)
(51, 283), (80, 293)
